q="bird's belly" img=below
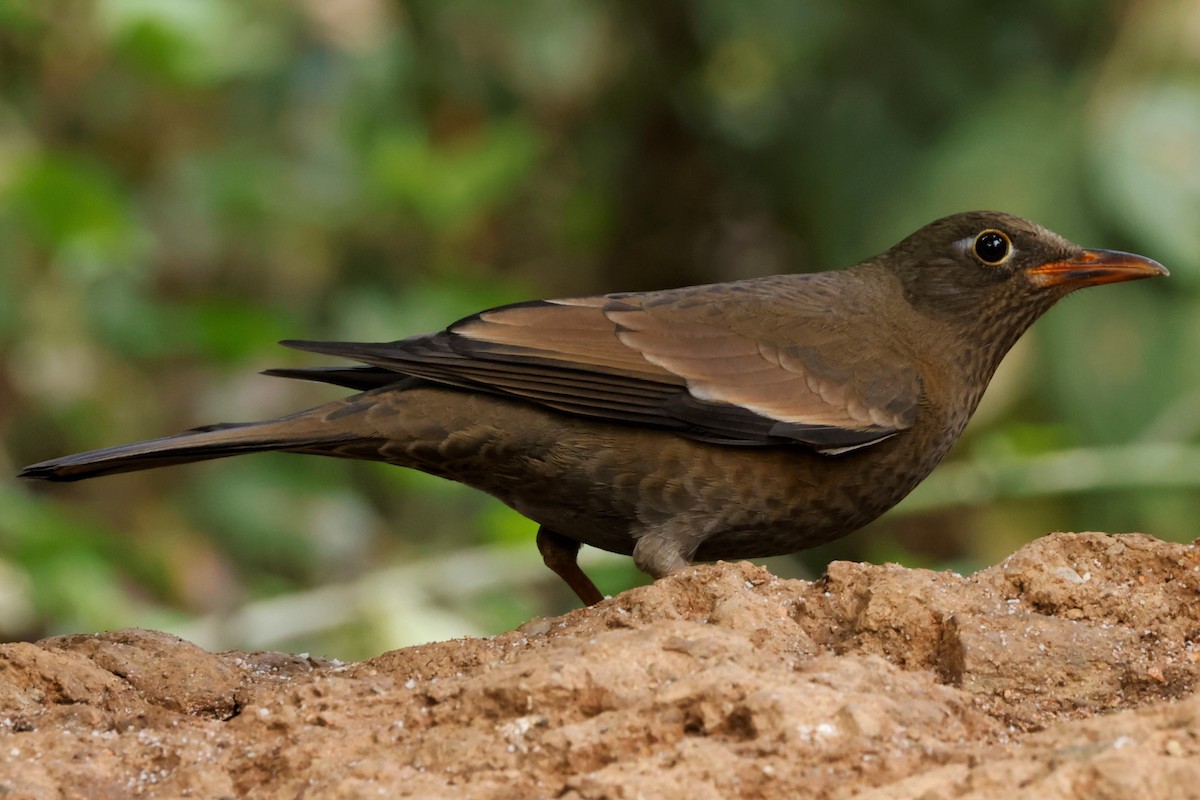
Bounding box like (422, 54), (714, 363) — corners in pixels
(499, 444), (920, 561)
(375, 388), (948, 563)
(485, 430), (937, 562)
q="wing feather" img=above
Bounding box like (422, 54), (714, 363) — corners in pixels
(277, 276), (921, 451)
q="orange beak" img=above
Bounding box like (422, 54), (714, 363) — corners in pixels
(1026, 248), (1168, 289)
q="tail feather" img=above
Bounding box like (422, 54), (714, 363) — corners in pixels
(19, 419), (358, 483)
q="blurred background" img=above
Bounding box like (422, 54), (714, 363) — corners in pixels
(1, 0), (1197, 660)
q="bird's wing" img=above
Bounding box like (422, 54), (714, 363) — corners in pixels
(277, 280), (921, 451)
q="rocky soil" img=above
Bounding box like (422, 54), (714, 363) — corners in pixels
(1, 531), (1198, 799)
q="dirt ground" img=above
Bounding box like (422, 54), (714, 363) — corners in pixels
(0, 531), (1198, 799)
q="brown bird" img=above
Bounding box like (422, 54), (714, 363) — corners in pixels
(20, 211), (1166, 605)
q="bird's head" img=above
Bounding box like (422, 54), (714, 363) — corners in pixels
(886, 211), (1167, 325)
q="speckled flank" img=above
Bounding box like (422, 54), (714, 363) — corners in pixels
(285, 378), (984, 573)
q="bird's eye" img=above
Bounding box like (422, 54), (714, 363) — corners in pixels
(973, 229), (1012, 266)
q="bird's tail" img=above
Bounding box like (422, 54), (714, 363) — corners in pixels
(18, 410), (364, 483)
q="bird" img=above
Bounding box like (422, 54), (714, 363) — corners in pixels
(20, 211), (1167, 605)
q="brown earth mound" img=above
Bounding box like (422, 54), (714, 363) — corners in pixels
(0, 532), (1198, 798)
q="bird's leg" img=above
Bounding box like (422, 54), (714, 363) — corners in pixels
(535, 526), (604, 606)
(631, 527), (690, 579)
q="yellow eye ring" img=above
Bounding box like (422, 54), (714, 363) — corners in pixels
(973, 229), (1012, 266)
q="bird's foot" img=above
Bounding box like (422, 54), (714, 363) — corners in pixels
(536, 526), (604, 606)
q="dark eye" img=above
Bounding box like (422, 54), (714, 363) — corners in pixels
(973, 229), (1012, 266)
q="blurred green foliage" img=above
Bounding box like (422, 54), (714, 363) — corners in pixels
(2, 0), (1197, 659)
